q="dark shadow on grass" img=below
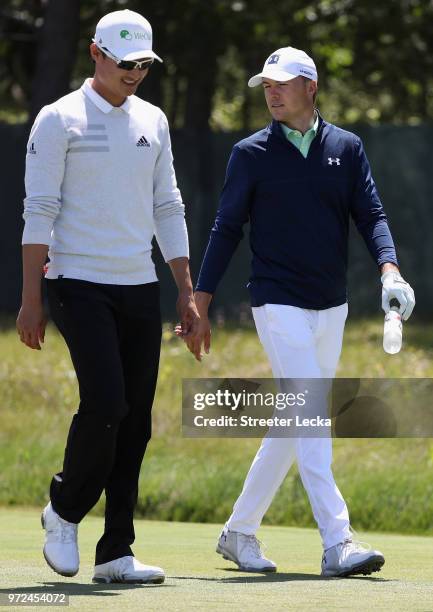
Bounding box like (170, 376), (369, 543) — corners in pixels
(171, 571), (391, 583)
(0, 581), (172, 597)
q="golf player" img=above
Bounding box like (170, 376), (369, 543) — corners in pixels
(16, 10), (198, 584)
(190, 47), (415, 576)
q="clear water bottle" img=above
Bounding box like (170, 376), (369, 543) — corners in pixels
(383, 306), (402, 354)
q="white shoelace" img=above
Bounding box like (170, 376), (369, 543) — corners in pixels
(346, 539), (371, 551)
(240, 534), (264, 559)
(344, 527), (372, 554)
(323, 533), (372, 565)
(340, 538), (371, 562)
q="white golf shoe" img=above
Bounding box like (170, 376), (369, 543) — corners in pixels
(41, 502), (79, 577)
(321, 539), (385, 577)
(216, 528), (276, 572)
(92, 556), (165, 584)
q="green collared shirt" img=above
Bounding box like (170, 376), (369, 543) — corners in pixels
(280, 113), (319, 158)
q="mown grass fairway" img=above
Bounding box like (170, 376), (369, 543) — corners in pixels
(0, 509), (432, 611)
(1, 320), (433, 534)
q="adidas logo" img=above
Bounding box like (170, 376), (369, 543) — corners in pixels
(136, 135), (150, 147)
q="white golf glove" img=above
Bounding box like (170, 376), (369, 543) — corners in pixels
(381, 271), (415, 321)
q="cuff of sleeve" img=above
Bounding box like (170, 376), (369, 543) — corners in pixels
(22, 224), (52, 245)
(163, 246), (190, 263)
(155, 216), (189, 262)
(377, 254), (398, 268)
(195, 282), (216, 294)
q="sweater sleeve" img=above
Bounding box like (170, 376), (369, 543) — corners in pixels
(22, 106), (68, 245)
(350, 137), (398, 267)
(153, 113), (189, 262)
(195, 145), (253, 294)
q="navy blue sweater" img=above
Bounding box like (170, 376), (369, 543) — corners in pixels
(196, 115), (397, 309)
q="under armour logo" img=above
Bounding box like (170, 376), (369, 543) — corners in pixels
(328, 157), (341, 166)
(267, 54), (280, 65)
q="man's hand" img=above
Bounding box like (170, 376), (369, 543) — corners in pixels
(381, 270), (415, 321)
(166, 256), (213, 361)
(189, 291), (212, 361)
(167, 257), (203, 360)
(16, 299), (46, 350)
(175, 290), (212, 361)
(183, 312), (211, 362)
(18, 244), (49, 350)
(176, 290), (200, 352)
(175, 293), (211, 361)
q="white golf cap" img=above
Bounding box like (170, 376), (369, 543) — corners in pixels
(248, 47), (317, 87)
(93, 9), (162, 63)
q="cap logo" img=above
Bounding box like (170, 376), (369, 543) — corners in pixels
(299, 68), (313, 77)
(267, 54), (280, 65)
(120, 29), (132, 40)
(133, 31), (151, 40)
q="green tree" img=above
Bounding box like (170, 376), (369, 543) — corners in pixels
(1, 0), (432, 128)
(30, 0), (80, 121)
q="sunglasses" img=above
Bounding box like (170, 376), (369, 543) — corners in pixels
(98, 45), (154, 71)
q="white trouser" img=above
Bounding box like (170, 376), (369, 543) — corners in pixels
(226, 303), (351, 550)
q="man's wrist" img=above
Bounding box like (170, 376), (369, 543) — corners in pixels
(380, 262), (399, 276)
(177, 285), (194, 298)
(167, 257), (195, 296)
(21, 293), (43, 307)
(194, 291), (212, 315)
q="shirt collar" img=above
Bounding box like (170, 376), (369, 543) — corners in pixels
(280, 111), (319, 139)
(82, 78), (131, 114)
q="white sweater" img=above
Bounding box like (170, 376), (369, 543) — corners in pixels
(23, 79), (189, 284)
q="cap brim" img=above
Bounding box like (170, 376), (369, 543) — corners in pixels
(92, 39), (163, 63)
(248, 69), (298, 88)
(118, 49), (163, 63)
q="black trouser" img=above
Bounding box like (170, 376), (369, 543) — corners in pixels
(46, 278), (162, 565)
